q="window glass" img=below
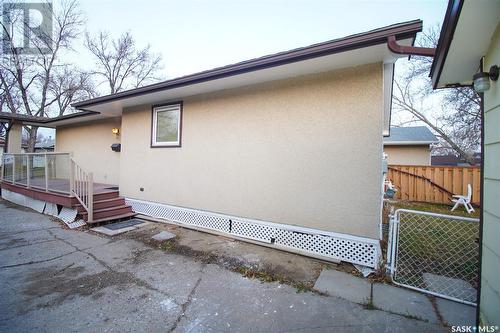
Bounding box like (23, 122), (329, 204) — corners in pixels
(152, 104), (181, 146)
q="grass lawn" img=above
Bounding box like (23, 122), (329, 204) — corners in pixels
(384, 200), (479, 300)
(386, 200), (480, 218)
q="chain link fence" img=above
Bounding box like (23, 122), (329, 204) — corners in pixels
(388, 209), (480, 305)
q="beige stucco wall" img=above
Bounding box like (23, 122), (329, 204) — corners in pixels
(55, 118), (122, 185)
(120, 63), (383, 239)
(481, 23), (500, 326)
(383, 145), (431, 165)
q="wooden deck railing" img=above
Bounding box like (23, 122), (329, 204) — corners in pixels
(387, 165), (481, 206)
(70, 158), (94, 222)
(1, 152), (94, 222)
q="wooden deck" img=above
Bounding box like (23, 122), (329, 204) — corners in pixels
(1, 178), (117, 203)
(6, 177), (117, 195)
(1, 179), (134, 223)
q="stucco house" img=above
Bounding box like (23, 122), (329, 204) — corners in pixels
(0, 20), (423, 269)
(429, 0), (499, 325)
(383, 126), (438, 165)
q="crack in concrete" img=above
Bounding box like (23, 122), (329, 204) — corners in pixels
(0, 239), (57, 251)
(0, 249), (81, 269)
(46, 229), (116, 270)
(45, 229), (178, 299)
(4, 227), (179, 317)
(0, 230), (96, 269)
(277, 317), (444, 333)
(428, 295), (447, 327)
(169, 264), (206, 333)
(0, 227), (59, 238)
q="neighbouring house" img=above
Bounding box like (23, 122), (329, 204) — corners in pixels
(0, 21), (424, 269)
(383, 126), (438, 165)
(430, 0), (499, 325)
(0, 136), (28, 165)
(431, 152), (481, 166)
(34, 138), (55, 152)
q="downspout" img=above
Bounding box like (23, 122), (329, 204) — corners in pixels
(387, 36), (436, 57)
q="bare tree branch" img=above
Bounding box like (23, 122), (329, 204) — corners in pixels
(393, 26), (481, 165)
(0, 0), (91, 151)
(85, 31), (163, 94)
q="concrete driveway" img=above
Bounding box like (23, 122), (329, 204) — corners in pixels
(0, 199), (446, 332)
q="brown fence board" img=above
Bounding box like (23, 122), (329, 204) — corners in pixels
(387, 165), (481, 206)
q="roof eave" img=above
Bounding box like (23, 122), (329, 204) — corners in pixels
(0, 111), (98, 127)
(384, 141), (437, 146)
(73, 20), (423, 109)
(430, 0), (465, 89)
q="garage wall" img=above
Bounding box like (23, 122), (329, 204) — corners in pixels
(384, 145), (431, 165)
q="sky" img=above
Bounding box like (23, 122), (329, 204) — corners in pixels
(74, 0), (447, 80)
(39, 0), (448, 138)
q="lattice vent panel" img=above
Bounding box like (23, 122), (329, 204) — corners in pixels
(126, 198), (379, 268)
(274, 229), (377, 267)
(231, 220), (279, 243)
(127, 199), (230, 233)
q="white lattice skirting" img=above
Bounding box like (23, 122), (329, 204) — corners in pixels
(126, 198), (381, 268)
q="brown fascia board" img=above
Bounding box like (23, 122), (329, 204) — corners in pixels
(0, 111), (98, 126)
(73, 20), (423, 109)
(430, 0), (464, 89)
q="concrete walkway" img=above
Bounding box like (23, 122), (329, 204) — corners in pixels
(313, 268), (476, 327)
(0, 199), (447, 332)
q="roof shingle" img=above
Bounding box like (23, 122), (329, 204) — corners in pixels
(384, 126), (438, 145)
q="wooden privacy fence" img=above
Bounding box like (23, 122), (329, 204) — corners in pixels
(387, 165), (481, 206)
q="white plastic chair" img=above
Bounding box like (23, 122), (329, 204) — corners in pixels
(451, 184), (475, 214)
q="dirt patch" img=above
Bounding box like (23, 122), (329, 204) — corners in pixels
(112, 221), (365, 292)
(22, 264), (154, 312)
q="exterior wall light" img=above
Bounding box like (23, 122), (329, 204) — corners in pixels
(473, 65), (499, 93)
(112, 128), (120, 135)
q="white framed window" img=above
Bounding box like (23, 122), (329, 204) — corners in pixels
(151, 102), (182, 147)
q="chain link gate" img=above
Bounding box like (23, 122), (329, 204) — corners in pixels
(387, 209), (480, 305)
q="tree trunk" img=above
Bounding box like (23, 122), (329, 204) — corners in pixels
(26, 126), (38, 153)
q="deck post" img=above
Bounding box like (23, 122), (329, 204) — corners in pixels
(69, 158), (74, 195)
(26, 156), (31, 188)
(12, 155), (15, 185)
(44, 153), (49, 192)
(88, 172), (93, 223)
(1, 154), (4, 181)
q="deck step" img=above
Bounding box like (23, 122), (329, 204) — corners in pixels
(92, 190), (120, 201)
(85, 212), (137, 224)
(75, 197), (125, 212)
(82, 204), (134, 221)
(70, 190), (121, 206)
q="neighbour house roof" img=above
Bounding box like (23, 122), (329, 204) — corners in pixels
(430, 0), (500, 88)
(383, 126), (438, 145)
(35, 139), (55, 149)
(30, 20), (422, 131)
